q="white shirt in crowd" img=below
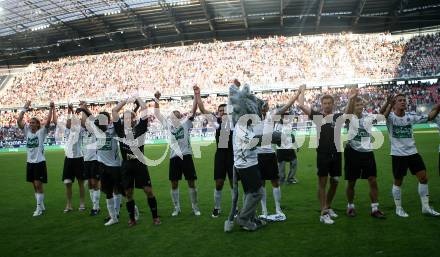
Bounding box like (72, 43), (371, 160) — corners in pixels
(24, 125), (47, 163)
(387, 112), (428, 156)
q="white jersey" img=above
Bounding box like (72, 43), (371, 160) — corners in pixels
(274, 122), (295, 150)
(257, 112), (276, 154)
(387, 112), (427, 156)
(24, 125), (47, 163)
(168, 118), (193, 159)
(434, 116), (440, 152)
(64, 128), (84, 159)
(82, 129), (97, 161)
(347, 114), (374, 152)
(233, 123), (259, 169)
(96, 125), (121, 167)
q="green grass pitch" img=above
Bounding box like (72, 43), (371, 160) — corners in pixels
(1, 132), (440, 257)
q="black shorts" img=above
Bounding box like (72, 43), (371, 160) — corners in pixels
(83, 160), (101, 180)
(392, 154), (426, 179)
(169, 155), (197, 181)
(236, 165), (262, 194)
(26, 161), (48, 183)
(99, 163), (122, 195)
(276, 149), (297, 162)
(214, 149), (234, 181)
(258, 153), (279, 180)
(62, 157), (85, 182)
(121, 160), (152, 189)
(317, 152), (342, 177)
(344, 145), (377, 180)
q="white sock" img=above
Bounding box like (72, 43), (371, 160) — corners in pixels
(392, 185), (402, 208)
(418, 183), (430, 209)
(93, 190), (101, 210)
(347, 203), (355, 209)
(35, 193), (44, 210)
(106, 198), (116, 219)
(171, 188), (180, 209)
(113, 193), (122, 215)
(89, 189), (95, 206)
(371, 203), (379, 212)
(231, 188), (238, 211)
(261, 187), (267, 215)
(273, 187), (281, 213)
(214, 189), (222, 209)
(189, 188), (198, 209)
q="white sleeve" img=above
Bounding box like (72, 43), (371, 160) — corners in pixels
(410, 114), (428, 124)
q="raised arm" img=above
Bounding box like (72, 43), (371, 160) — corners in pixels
(297, 86), (311, 116)
(136, 97), (148, 120)
(76, 101), (93, 128)
(193, 85), (211, 114)
(112, 99), (127, 123)
(428, 103), (440, 121)
(66, 104), (74, 129)
(153, 91), (166, 125)
(276, 85), (305, 115)
(380, 95), (394, 119)
(17, 100), (31, 129)
(45, 101), (55, 129)
(188, 87), (198, 119)
(17, 101), (31, 129)
(51, 102), (57, 126)
(345, 88), (358, 115)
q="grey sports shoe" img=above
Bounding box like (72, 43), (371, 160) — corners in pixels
(235, 217), (257, 231)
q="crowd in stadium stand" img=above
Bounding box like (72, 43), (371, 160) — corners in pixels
(1, 32), (439, 108)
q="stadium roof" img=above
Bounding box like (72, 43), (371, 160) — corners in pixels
(1, 0), (440, 65)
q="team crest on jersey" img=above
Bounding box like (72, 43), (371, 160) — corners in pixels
(171, 127), (185, 140)
(26, 137), (39, 148)
(392, 125), (412, 138)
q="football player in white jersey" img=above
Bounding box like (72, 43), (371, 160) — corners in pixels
(344, 89), (384, 219)
(62, 104), (86, 213)
(77, 102), (101, 216)
(193, 85), (234, 218)
(257, 86), (303, 220)
(380, 93), (440, 217)
(79, 107), (123, 226)
(154, 90), (201, 217)
(17, 100), (55, 217)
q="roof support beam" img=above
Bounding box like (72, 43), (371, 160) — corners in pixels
(74, 0), (114, 35)
(315, 0), (325, 30)
(158, 0), (182, 35)
(200, 0), (215, 32)
(115, 0), (150, 39)
(388, 0), (404, 30)
(239, 0), (249, 29)
(280, 0), (285, 27)
(352, 0), (367, 26)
